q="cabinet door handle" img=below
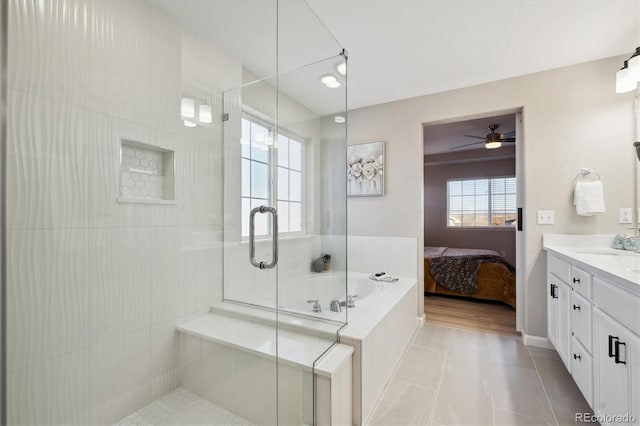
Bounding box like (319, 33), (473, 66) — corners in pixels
(614, 340), (627, 365)
(572, 277), (580, 284)
(608, 335), (618, 358)
(572, 304), (581, 311)
(550, 283), (558, 299)
(573, 353), (581, 361)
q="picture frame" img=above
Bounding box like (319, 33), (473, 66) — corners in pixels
(347, 140), (385, 197)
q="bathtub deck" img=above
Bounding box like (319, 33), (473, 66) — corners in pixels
(177, 311), (339, 370)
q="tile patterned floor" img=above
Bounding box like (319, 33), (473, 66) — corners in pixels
(368, 324), (594, 426)
(115, 388), (254, 426)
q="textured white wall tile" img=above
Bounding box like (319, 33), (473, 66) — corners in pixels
(88, 0), (152, 125)
(277, 363), (310, 425)
(178, 333), (202, 395)
(178, 138), (223, 227)
(148, 22), (182, 135)
(178, 227), (200, 314)
(8, 349), (91, 426)
(150, 228), (182, 323)
(194, 230), (223, 310)
(89, 329), (152, 425)
(150, 318), (180, 399)
(7, 90), (91, 230)
(7, 229), (89, 372)
(199, 340), (278, 425)
(8, 0), (92, 107)
(89, 227), (151, 345)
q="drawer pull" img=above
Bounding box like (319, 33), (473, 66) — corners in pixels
(572, 304), (581, 311)
(572, 277), (581, 284)
(614, 340), (627, 365)
(573, 353), (581, 361)
(609, 335), (619, 358)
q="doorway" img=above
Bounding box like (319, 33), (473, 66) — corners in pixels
(422, 111), (524, 336)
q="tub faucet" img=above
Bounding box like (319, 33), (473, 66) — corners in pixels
(330, 300), (342, 312)
(307, 299), (322, 313)
(341, 294), (358, 308)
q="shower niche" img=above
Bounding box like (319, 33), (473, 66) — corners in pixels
(119, 140), (175, 204)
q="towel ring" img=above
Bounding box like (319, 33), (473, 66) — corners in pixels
(574, 168), (601, 182)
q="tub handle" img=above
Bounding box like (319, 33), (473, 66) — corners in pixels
(249, 205), (278, 270)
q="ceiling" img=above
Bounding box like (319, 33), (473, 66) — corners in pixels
(423, 113), (515, 155)
(306, 0), (640, 110)
(150, 0), (639, 116)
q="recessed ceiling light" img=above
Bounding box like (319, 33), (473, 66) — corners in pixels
(326, 80), (341, 89)
(334, 115), (345, 123)
(336, 62), (346, 76)
(320, 75), (337, 85)
(183, 120), (197, 128)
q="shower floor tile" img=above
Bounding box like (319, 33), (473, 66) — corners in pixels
(115, 387), (255, 426)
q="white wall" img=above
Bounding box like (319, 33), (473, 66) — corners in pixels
(347, 56), (636, 337)
(6, 1), (240, 423)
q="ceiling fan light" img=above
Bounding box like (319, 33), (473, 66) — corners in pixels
(485, 141), (502, 149)
(616, 64), (635, 93)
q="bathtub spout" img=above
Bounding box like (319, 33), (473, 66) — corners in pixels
(307, 299), (322, 313)
(340, 294), (358, 308)
(330, 300), (342, 312)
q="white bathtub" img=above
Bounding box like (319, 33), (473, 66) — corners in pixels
(213, 271), (419, 425)
(278, 272), (388, 321)
(278, 271), (419, 424)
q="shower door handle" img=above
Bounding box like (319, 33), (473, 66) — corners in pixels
(249, 206), (278, 269)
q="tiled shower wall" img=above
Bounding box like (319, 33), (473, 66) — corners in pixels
(6, 0), (240, 423)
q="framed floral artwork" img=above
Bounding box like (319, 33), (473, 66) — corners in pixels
(347, 140), (385, 196)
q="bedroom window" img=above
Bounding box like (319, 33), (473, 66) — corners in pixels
(447, 177), (516, 227)
(241, 116), (304, 238)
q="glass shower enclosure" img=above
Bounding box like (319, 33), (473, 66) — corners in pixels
(2, 0), (347, 424)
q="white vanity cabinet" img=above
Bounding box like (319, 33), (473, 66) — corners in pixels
(543, 235), (640, 426)
(591, 309), (629, 424)
(547, 273), (571, 367)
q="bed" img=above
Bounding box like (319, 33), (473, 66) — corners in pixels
(424, 247), (516, 308)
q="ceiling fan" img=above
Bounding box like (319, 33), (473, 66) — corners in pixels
(450, 124), (516, 150)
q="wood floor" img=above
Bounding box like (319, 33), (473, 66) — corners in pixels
(424, 293), (519, 337)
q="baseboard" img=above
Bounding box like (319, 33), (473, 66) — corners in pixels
(523, 334), (553, 349)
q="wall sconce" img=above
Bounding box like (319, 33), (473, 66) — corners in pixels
(181, 96), (213, 127)
(616, 48), (640, 93)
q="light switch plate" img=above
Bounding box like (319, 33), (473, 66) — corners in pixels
(619, 208), (632, 224)
(537, 210), (555, 225)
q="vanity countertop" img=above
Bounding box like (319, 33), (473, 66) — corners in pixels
(543, 234), (640, 294)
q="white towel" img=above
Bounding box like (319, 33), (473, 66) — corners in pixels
(574, 181), (605, 216)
